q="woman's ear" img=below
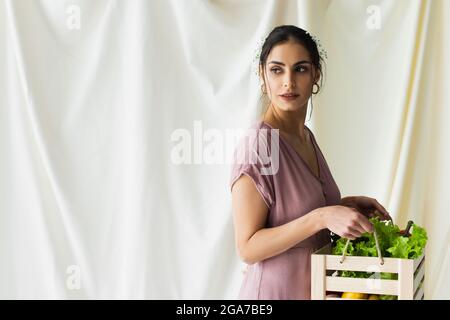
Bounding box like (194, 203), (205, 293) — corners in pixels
(313, 66), (320, 84)
(259, 65), (264, 79)
(313, 71), (320, 84)
(259, 66), (266, 85)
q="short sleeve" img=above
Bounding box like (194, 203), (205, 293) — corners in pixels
(229, 126), (276, 209)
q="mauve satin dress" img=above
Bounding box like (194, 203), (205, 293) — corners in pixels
(230, 120), (341, 300)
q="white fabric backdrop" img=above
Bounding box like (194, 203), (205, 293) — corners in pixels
(0, 0), (448, 299)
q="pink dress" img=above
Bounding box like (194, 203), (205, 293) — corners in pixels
(229, 120), (341, 300)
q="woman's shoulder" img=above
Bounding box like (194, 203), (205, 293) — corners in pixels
(231, 120), (280, 173)
(235, 120), (279, 151)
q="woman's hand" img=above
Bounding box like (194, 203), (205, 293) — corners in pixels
(341, 196), (392, 222)
(319, 205), (374, 240)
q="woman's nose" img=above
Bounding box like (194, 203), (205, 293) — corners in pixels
(284, 80), (296, 88)
(284, 72), (296, 87)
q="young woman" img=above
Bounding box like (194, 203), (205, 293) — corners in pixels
(229, 25), (391, 300)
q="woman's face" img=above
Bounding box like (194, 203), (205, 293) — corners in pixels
(260, 40), (319, 113)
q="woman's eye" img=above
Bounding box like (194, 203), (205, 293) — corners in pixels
(270, 67), (307, 74)
(271, 68), (281, 74)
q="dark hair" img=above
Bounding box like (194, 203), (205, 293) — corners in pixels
(258, 25), (326, 119)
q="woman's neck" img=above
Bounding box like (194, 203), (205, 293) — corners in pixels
(261, 103), (308, 142)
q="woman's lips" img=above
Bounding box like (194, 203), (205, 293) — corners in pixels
(279, 94), (299, 101)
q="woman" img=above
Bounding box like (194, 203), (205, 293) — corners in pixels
(229, 25), (391, 300)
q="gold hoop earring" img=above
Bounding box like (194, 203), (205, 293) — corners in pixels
(312, 83), (319, 94)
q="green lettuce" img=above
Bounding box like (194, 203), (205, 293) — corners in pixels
(332, 217), (427, 259)
(330, 217), (428, 293)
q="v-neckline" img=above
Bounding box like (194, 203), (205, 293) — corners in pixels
(261, 121), (322, 183)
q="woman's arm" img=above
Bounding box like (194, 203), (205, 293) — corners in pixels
(240, 212), (325, 265)
(232, 177), (374, 265)
(231, 175), (325, 265)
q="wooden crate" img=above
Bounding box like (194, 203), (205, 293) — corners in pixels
(311, 243), (425, 300)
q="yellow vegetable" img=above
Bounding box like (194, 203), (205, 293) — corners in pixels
(368, 294), (379, 300)
(341, 292), (368, 299)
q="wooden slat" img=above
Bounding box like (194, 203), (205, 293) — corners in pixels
(311, 254), (326, 300)
(398, 259), (414, 299)
(413, 259), (425, 293)
(413, 253), (425, 272)
(326, 297), (366, 300)
(312, 244), (426, 300)
(325, 276), (397, 295)
(326, 255), (399, 273)
(414, 281), (424, 300)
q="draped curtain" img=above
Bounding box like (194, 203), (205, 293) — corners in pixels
(0, 0), (448, 299)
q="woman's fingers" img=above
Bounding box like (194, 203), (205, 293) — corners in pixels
(375, 209), (392, 221)
(357, 214), (374, 233)
(343, 225), (369, 240)
(347, 208), (374, 233)
(349, 222), (365, 235)
(369, 209), (384, 219)
(371, 199), (393, 221)
(344, 233), (357, 240)
(348, 227), (362, 238)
